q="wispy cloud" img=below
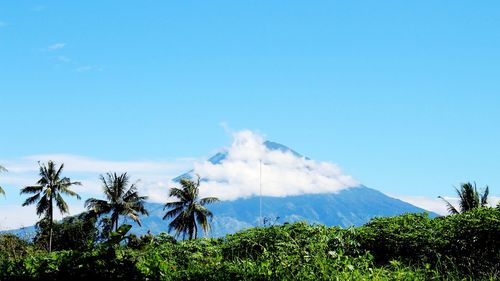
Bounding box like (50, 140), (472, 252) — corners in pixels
(0, 154), (193, 197)
(48, 43), (66, 51)
(393, 195), (500, 216)
(0, 204), (86, 231)
(0, 21), (7, 28)
(0, 154), (193, 229)
(75, 65), (104, 72)
(55, 55), (71, 63)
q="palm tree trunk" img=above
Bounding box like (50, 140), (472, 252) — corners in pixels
(113, 212), (119, 231)
(194, 222), (198, 240)
(49, 193), (53, 253)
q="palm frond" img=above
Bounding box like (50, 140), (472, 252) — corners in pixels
(22, 193), (41, 206)
(199, 197), (220, 206)
(85, 198), (112, 214)
(0, 165), (6, 197)
(55, 193), (69, 214)
(59, 183), (81, 199)
(438, 196), (459, 215)
(168, 187), (188, 201)
(36, 194), (50, 217)
(20, 185), (43, 194)
(481, 186), (489, 206)
(195, 208), (212, 234)
(163, 206), (185, 220)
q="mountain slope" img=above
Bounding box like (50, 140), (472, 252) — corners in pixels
(132, 185), (437, 237)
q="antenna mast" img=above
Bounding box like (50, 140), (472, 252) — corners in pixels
(259, 159), (262, 227)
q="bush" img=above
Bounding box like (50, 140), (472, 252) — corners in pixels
(359, 208), (500, 277)
(34, 212), (98, 252)
(0, 234), (30, 260)
(1, 209), (499, 280)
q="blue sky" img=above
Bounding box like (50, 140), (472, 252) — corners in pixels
(1, 1), (499, 227)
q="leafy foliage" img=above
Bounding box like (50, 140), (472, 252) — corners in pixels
(0, 234), (30, 260)
(360, 208), (500, 277)
(34, 212), (98, 252)
(103, 224), (133, 248)
(1, 208), (499, 280)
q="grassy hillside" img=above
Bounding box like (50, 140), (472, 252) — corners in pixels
(0, 208), (498, 280)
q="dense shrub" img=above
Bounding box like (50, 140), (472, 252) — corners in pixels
(0, 208), (499, 280)
(360, 208), (500, 277)
(34, 212), (98, 252)
(0, 234), (30, 260)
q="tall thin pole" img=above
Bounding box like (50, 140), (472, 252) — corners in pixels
(259, 159), (262, 227)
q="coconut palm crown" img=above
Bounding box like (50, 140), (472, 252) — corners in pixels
(85, 172), (149, 231)
(439, 182), (489, 214)
(20, 161), (81, 252)
(163, 176), (219, 240)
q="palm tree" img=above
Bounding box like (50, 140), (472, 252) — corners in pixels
(85, 172), (149, 232)
(0, 165), (6, 196)
(20, 161), (81, 252)
(163, 176), (219, 240)
(439, 182), (489, 214)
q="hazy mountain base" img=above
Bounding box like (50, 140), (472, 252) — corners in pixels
(131, 186), (437, 237)
(2, 186), (436, 242)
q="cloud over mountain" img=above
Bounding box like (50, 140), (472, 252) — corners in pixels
(191, 130), (359, 200)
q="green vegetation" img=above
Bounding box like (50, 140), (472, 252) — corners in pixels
(164, 176), (220, 240)
(1, 162), (499, 280)
(20, 161), (81, 252)
(33, 212), (98, 252)
(85, 172), (149, 232)
(0, 208), (498, 280)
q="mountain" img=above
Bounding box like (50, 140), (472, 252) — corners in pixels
(133, 185), (435, 237)
(2, 140), (438, 238)
(130, 141), (438, 237)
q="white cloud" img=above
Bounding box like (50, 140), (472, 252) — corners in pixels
(0, 155), (192, 230)
(0, 204), (86, 231)
(0, 130), (361, 229)
(55, 55), (71, 63)
(48, 43), (66, 51)
(75, 65), (103, 72)
(394, 195), (500, 216)
(18, 154), (189, 174)
(193, 130), (359, 200)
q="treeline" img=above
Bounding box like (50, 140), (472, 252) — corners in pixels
(1, 161), (219, 253)
(0, 208), (499, 280)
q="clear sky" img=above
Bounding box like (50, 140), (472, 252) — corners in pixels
(1, 1), (499, 227)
